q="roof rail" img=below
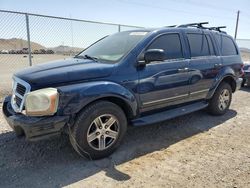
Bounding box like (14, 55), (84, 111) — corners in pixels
(177, 22), (209, 28)
(164, 22), (227, 33)
(173, 22), (226, 33)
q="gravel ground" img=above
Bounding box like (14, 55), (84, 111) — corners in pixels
(0, 89), (250, 188)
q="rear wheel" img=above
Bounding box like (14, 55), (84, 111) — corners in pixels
(69, 101), (127, 159)
(207, 82), (232, 115)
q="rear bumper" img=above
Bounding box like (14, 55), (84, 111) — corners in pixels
(243, 71), (250, 79)
(2, 96), (69, 141)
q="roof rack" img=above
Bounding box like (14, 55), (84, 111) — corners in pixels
(166, 22), (226, 33)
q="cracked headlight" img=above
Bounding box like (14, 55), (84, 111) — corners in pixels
(25, 88), (59, 116)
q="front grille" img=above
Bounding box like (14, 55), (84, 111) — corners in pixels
(16, 83), (26, 96)
(11, 77), (31, 113)
(15, 96), (22, 107)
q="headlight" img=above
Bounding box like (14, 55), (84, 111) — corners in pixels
(25, 88), (59, 116)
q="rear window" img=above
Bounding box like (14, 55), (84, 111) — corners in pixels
(147, 33), (183, 60)
(187, 33), (210, 57)
(221, 36), (238, 56)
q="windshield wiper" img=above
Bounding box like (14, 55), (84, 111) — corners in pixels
(75, 54), (99, 62)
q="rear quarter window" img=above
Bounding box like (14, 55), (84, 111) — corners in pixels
(221, 36), (238, 56)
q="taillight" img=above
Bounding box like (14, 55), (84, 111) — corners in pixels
(240, 64), (244, 77)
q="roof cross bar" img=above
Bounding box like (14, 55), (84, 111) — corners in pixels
(166, 25), (177, 27)
(209, 26), (226, 33)
(177, 22), (209, 28)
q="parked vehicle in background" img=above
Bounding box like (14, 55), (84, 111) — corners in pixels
(0, 50), (9, 54)
(242, 62), (250, 86)
(2, 22), (243, 159)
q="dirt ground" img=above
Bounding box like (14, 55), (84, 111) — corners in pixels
(0, 88), (250, 188)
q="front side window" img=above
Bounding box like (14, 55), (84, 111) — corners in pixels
(77, 31), (148, 63)
(147, 33), (183, 60)
(187, 33), (210, 57)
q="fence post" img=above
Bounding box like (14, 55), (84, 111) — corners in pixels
(118, 25), (121, 32)
(25, 13), (32, 66)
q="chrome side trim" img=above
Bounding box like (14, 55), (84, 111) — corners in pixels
(142, 89), (209, 106)
(11, 76), (31, 113)
(190, 89), (209, 95)
(143, 93), (188, 106)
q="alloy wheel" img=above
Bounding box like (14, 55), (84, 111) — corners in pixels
(87, 114), (119, 151)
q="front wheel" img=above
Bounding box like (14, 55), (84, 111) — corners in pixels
(207, 82), (232, 116)
(69, 101), (127, 159)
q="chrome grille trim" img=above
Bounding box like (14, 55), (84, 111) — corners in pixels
(11, 76), (31, 113)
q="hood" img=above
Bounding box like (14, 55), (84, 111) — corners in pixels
(15, 58), (115, 88)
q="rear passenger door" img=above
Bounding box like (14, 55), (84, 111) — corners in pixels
(138, 33), (190, 112)
(185, 31), (222, 101)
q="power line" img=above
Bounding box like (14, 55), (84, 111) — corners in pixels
(166, 0), (238, 13)
(115, 0), (236, 20)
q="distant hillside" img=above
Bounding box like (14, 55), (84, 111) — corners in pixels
(240, 48), (250, 62)
(0, 38), (45, 50)
(0, 38), (84, 54)
(49, 45), (83, 53)
(240, 47), (250, 53)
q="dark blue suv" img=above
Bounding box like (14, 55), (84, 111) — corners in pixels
(3, 22), (243, 159)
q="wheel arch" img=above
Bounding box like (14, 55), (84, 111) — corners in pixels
(207, 74), (236, 99)
(57, 81), (139, 118)
(79, 96), (136, 120)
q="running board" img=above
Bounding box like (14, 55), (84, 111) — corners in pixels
(131, 102), (208, 126)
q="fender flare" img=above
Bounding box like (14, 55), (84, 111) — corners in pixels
(207, 67), (236, 99)
(57, 81), (138, 117)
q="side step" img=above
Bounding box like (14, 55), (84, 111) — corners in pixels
(131, 101), (208, 126)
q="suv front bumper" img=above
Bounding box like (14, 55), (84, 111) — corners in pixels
(2, 96), (69, 141)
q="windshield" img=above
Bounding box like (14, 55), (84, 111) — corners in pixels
(77, 31), (148, 63)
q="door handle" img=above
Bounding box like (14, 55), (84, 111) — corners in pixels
(178, 67), (189, 73)
(214, 63), (222, 68)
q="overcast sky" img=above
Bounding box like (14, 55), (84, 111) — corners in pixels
(0, 0), (250, 48)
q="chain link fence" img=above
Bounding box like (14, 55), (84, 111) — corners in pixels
(1, 10), (250, 101)
(0, 10), (142, 100)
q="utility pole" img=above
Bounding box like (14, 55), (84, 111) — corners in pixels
(234, 10), (240, 40)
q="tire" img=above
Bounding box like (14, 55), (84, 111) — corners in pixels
(69, 100), (127, 160)
(207, 82), (232, 116)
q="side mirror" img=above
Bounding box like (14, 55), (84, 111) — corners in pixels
(144, 49), (165, 64)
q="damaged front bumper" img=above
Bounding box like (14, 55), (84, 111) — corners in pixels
(2, 96), (70, 141)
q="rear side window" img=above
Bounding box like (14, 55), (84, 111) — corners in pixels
(206, 35), (215, 55)
(214, 34), (222, 49)
(187, 33), (210, 57)
(147, 34), (183, 60)
(221, 36), (238, 56)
